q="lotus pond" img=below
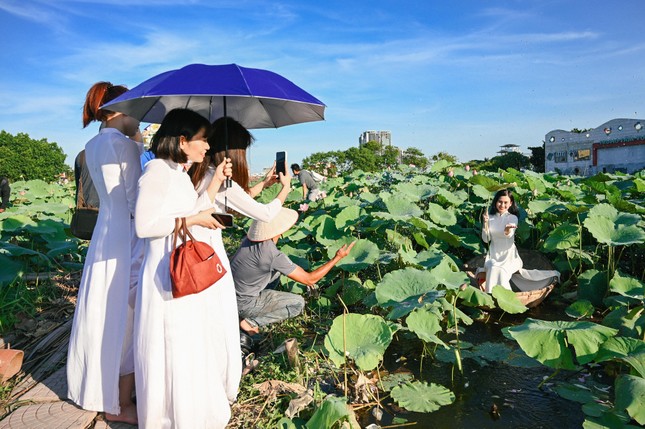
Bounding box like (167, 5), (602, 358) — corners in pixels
(2, 165), (645, 428)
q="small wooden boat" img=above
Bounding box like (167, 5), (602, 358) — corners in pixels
(463, 249), (558, 308)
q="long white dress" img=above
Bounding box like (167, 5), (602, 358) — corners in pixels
(482, 211), (559, 293)
(67, 128), (142, 414)
(134, 159), (235, 429)
(190, 167), (283, 401)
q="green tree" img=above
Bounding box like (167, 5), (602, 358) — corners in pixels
(382, 145), (400, 168)
(528, 144), (545, 173)
(478, 152), (531, 172)
(430, 151), (458, 164)
(0, 131), (70, 181)
(401, 147), (428, 169)
(302, 150), (347, 176)
(346, 146), (379, 172)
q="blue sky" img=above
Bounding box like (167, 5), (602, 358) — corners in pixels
(1, 0), (644, 173)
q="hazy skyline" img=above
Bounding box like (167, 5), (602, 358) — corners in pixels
(1, 0), (643, 172)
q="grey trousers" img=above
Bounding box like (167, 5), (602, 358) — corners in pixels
(238, 289), (305, 328)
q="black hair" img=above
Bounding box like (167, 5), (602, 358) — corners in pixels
(151, 109), (210, 163)
(291, 163), (301, 171)
(489, 189), (519, 216)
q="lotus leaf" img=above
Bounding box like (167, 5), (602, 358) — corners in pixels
(375, 268), (444, 318)
(323, 313), (393, 370)
(390, 381), (455, 413)
(565, 300), (595, 319)
(469, 174), (500, 191)
(615, 375), (645, 425)
(504, 318), (618, 369)
(491, 286), (528, 314)
(315, 215), (343, 245)
(359, 191), (378, 203)
(405, 306), (447, 347)
(429, 257), (468, 289)
(459, 285), (495, 308)
(1, 214), (37, 231)
(306, 395), (360, 429)
(527, 199), (567, 215)
(609, 271), (644, 300)
(335, 205), (362, 230)
(595, 337), (645, 378)
(328, 238), (379, 272)
(471, 184), (491, 200)
(544, 222), (580, 251)
(427, 224), (461, 247)
(435, 188), (466, 206)
(578, 269), (608, 307)
(426, 202), (457, 226)
(583, 203), (645, 246)
(602, 306), (645, 339)
(413, 248), (446, 269)
(430, 159), (451, 172)
(525, 173), (548, 194)
(380, 372), (414, 392)
(554, 383), (597, 404)
(338, 276), (371, 306)
(0, 254), (23, 286)
(379, 194), (423, 219)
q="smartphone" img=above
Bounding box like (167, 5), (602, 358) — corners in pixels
(276, 151), (287, 177)
(211, 213), (234, 227)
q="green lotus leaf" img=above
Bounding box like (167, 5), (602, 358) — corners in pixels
(527, 199), (567, 214)
(315, 215), (343, 245)
(375, 268), (445, 318)
(359, 191), (378, 203)
(492, 286), (528, 314)
(390, 381), (455, 413)
(0, 254), (23, 286)
(565, 300), (595, 319)
(380, 194), (423, 219)
(544, 222), (580, 251)
(1, 214), (37, 232)
(553, 383), (597, 404)
(583, 203), (645, 246)
(615, 375), (645, 425)
(595, 337), (645, 378)
(427, 224), (461, 247)
(503, 318), (618, 369)
(393, 182), (436, 201)
(471, 184), (491, 200)
(578, 269), (608, 307)
(469, 174), (500, 191)
(459, 285), (495, 308)
(610, 271), (644, 300)
(335, 205), (362, 230)
(280, 244), (311, 270)
(405, 306), (447, 347)
(435, 188), (466, 206)
(413, 248), (446, 269)
(338, 276), (371, 306)
(323, 313), (393, 370)
(429, 257), (469, 289)
(426, 202), (457, 226)
(327, 238), (379, 272)
(430, 159), (451, 172)
(380, 372), (415, 392)
(525, 173), (548, 194)
(306, 396), (360, 429)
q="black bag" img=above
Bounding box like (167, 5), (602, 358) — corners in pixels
(70, 208), (99, 240)
(70, 160), (98, 240)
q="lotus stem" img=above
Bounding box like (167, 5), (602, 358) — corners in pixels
(537, 368), (560, 389)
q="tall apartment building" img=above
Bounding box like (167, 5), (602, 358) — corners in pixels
(359, 130), (392, 147)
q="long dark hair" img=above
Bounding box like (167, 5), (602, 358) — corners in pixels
(152, 109), (211, 164)
(489, 189), (519, 216)
(190, 116), (254, 191)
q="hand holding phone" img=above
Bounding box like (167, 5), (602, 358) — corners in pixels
(211, 213), (234, 227)
(276, 151), (287, 177)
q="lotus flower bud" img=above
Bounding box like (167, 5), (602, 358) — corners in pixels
(465, 165), (470, 171)
(448, 170), (454, 177)
(473, 169), (478, 175)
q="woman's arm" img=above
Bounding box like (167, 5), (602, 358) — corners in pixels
(249, 163), (277, 198)
(120, 138), (143, 216)
(216, 181), (282, 222)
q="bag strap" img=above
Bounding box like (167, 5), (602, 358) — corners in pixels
(172, 218), (182, 249)
(77, 171), (86, 209)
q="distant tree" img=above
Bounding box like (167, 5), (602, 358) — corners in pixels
(401, 147), (428, 168)
(302, 150), (347, 176)
(528, 144), (545, 173)
(0, 131), (70, 181)
(478, 152), (531, 172)
(382, 145), (400, 168)
(430, 151), (458, 164)
(346, 146), (379, 172)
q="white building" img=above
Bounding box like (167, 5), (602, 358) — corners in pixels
(359, 130), (391, 147)
(545, 118), (645, 175)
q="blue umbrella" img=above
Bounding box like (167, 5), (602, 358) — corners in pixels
(102, 63), (325, 129)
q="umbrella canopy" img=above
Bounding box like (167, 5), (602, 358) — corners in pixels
(101, 63), (325, 128)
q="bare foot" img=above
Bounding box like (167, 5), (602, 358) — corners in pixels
(240, 319), (260, 335)
(105, 402), (138, 425)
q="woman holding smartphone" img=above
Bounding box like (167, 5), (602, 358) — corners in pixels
(134, 108), (234, 428)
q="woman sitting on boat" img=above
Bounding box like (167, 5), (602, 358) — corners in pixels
(481, 189), (559, 293)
